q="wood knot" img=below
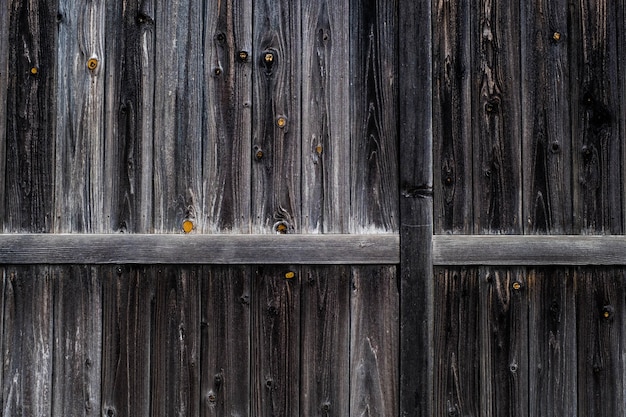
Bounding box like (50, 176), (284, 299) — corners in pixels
(485, 96), (501, 113)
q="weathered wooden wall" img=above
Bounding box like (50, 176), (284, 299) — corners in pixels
(433, 0), (626, 416)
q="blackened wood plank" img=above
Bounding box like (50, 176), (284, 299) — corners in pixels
(201, 266), (251, 417)
(51, 265), (102, 416)
(2, 266), (53, 416)
(576, 268), (626, 416)
(479, 267), (528, 417)
(150, 266), (201, 416)
(300, 266), (350, 416)
(571, 0), (623, 233)
(4, 0), (57, 232)
(152, 0), (204, 233)
(350, 0), (398, 233)
(251, 266), (300, 417)
(473, 0), (523, 233)
(0, 1), (7, 228)
(527, 268), (577, 416)
(432, 0), (473, 234)
(251, 0), (301, 234)
(350, 266), (399, 416)
(301, 0), (350, 233)
(0, 233), (399, 265)
(104, 0), (154, 233)
(101, 266), (153, 416)
(55, 0), (106, 232)
(433, 267), (480, 417)
(202, 0), (252, 234)
(521, 0), (573, 234)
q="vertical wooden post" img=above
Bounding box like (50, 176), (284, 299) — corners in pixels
(399, 1), (433, 416)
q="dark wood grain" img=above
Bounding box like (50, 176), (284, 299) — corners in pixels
(0, 1), (7, 229)
(2, 266), (53, 416)
(300, 266), (350, 417)
(101, 266), (153, 416)
(201, 266), (251, 417)
(350, 266), (398, 416)
(527, 268), (577, 416)
(251, 266), (301, 417)
(433, 267), (480, 417)
(432, 0), (473, 234)
(4, 0), (57, 232)
(350, 0), (399, 233)
(251, 0), (301, 234)
(52, 266), (102, 416)
(473, 0), (523, 233)
(202, 0), (252, 234)
(521, 0), (573, 234)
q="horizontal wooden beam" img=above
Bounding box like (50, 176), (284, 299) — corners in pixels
(0, 234), (399, 265)
(433, 235), (626, 266)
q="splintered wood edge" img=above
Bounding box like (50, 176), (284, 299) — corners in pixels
(0, 234), (400, 265)
(433, 235), (626, 266)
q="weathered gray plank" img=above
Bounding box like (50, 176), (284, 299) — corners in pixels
(4, 0), (57, 232)
(2, 266), (52, 416)
(432, 0), (473, 234)
(55, 0), (106, 232)
(434, 235), (626, 265)
(0, 233), (399, 264)
(150, 266), (201, 416)
(200, 266), (251, 417)
(251, 266), (300, 416)
(104, 0), (154, 233)
(479, 267), (528, 417)
(473, 0), (522, 233)
(350, 266), (399, 416)
(350, 0), (398, 233)
(0, 0), (8, 229)
(521, 0), (573, 234)
(527, 268), (577, 416)
(301, 0), (350, 233)
(202, 0), (252, 234)
(152, 0), (203, 233)
(571, 0), (623, 233)
(576, 268), (626, 416)
(300, 266), (350, 417)
(101, 266), (153, 417)
(251, 0), (301, 234)
(51, 265), (102, 416)
(433, 267), (480, 417)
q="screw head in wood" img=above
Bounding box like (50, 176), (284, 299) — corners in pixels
(553, 32), (561, 41)
(264, 52), (274, 63)
(182, 219), (194, 233)
(238, 51), (249, 62)
(512, 282), (521, 290)
(285, 271), (295, 279)
(276, 116), (287, 128)
(87, 58), (99, 71)
(30, 66), (38, 75)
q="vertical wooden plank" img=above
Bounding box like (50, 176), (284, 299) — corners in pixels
(151, 266), (201, 416)
(350, 266), (399, 416)
(571, 0), (623, 233)
(52, 266), (102, 416)
(152, 0), (204, 233)
(101, 266), (152, 416)
(301, 266), (350, 417)
(202, 0), (252, 234)
(251, 266), (300, 416)
(527, 267), (577, 416)
(473, 0), (522, 233)
(479, 267), (528, 417)
(55, 0), (106, 232)
(251, 0), (302, 234)
(0, 0), (8, 227)
(350, 0), (398, 233)
(521, 0), (573, 234)
(104, 0), (155, 233)
(201, 266), (251, 417)
(301, 0), (350, 233)
(576, 268), (625, 416)
(433, 267), (480, 416)
(432, 0), (473, 234)
(399, 0), (433, 415)
(2, 266), (52, 416)
(4, 0), (57, 232)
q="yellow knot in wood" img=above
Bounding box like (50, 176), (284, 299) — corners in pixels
(285, 271), (295, 279)
(87, 58), (99, 71)
(182, 219), (194, 234)
(315, 145), (323, 155)
(276, 117), (287, 128)
(512, 282), (521, 290)
(30, 67), (38, 75)
(264, 52), (274, 63)
(276, 223), (288, 233)
(603, 311), (610, 318)
(553, 32), (561, 41)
